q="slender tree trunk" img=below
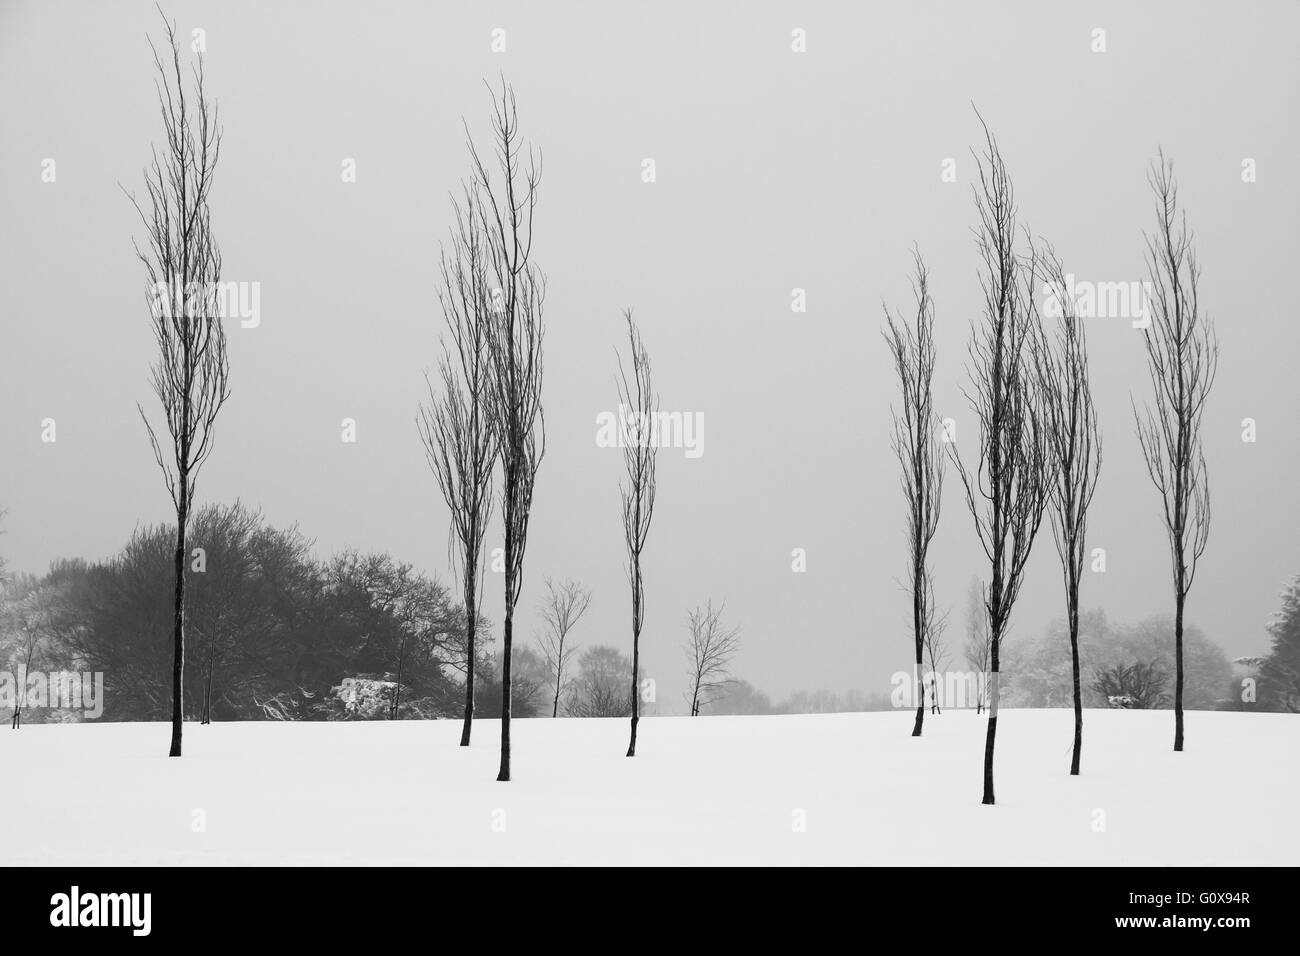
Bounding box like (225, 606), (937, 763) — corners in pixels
(550, 642), (563, 718)
(626, 563), (641, 757)
(982, 708), (997, 805)
(169, 496), (188, 757)
(497, 611), (513, 779)
(983, 612), (1002, 805)
(912, 579), (925, 735)
(461, 573), (476, 745)
(1068, 587), (1082, 775)
(982, 335), (1005, 804)
(1174, 590), (1185, 751)
(202, 636), (215, 725)
(497, 516), (515, 782)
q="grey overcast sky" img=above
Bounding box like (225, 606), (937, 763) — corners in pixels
(2, 0), (1297, 710)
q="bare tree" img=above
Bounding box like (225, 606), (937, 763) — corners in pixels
(684, 600), (741, 717)
(1133, 152), (1218, 753)
(883, 251), (945, 736)
(537, 577), (592, 717)
(1092, 660), (1170, 710)
(921, 582), (950, 715)
(472, 79), (546, 782)
(419, 176), (497, 747)
(565, 646), (633, 719)
(949, 112), (1053, 805)
(962, 577), (991, 714)
(617, 309), (658, 756)
(126, 14), (229, 757)
(1031, 242), (1102, 775)
(9, 593), (43, 730)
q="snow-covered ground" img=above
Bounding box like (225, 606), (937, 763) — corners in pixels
(1, 709), (1294, 865)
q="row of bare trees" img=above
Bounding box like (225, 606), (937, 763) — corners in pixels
(124, 19), (675, 770)
(884, 110), (1216, 804)
(418, 80), (546, 782)
(128, 16), (1215, 789)
(416, 83), (671, 779)
(535, 580), (742, 719)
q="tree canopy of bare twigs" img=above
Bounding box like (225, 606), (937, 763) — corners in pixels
(1091, 660), (1170, 710)
(921, 584), (950, 715)
(418, 173), (498, 748)
(1031, 240), (1102, 774)
(949, 110), (1053, 805)
(684, 600), (741, 717)
(126, 12), (229, 758)
(617, 309), (657, 756)
(565, 646), (632, 719)
(471, 78), (546, 782)
(883, 250), (945, 735)
(962, 577), (992, 714)
(1132, 151), (1218, 753)
(537, 577), (592, 717)
(8, 589), (45, 729)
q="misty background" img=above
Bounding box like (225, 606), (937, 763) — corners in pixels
(1, 0), (1297, 711)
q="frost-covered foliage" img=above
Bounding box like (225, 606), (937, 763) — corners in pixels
(329, 677), (399, 720)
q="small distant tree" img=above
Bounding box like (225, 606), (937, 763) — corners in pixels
(476, 646), (548, 719)
(962, 577), (991, 714)
(1133, 152), (1219, 752)
(921, 589), (950, 715)
(708, 679), (775, 716)
(537, 577), (592, 717)
(883, 251), (945, 736)
(567, 646), (633, 719)
(1092, 660), (1169, 710)
(617, 310), (658, 756)
(8, 591), (44, 729)
(684, 600), (741, 717)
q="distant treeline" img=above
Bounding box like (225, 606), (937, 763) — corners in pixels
(3, 501), (1298, 720)
(0, 503), (514, 722)
(1001, 612), (1235, 711)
